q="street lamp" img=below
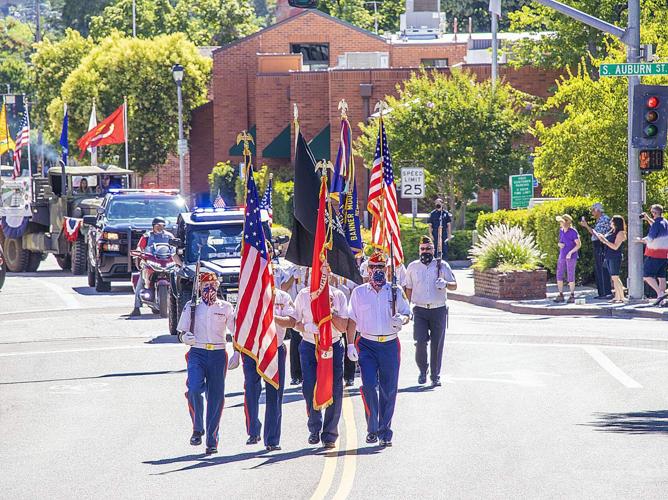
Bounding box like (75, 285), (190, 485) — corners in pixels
(172, 64), (186, 196)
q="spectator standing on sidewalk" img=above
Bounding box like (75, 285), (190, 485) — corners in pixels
(595, 215), (627, 303)
(428, 198), (452, 260)
(554, 214), (581, 304)
(579, 203), (612, 299)
(636, 204), (668, 305)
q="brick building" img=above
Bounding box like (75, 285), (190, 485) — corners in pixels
(155, 9), (562, 210)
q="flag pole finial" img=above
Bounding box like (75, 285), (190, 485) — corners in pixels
(315, 160), (333, 178)
(374, 100), (389, 118)
(338, 99), (348, 119)
(236, 130), (254, 174)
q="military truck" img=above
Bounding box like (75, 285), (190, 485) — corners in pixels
(168, 208), (244, 335)
(0, 165), (135, 273)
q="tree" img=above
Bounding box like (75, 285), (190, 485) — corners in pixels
(354, 69), (535, 227)
(48, 33), (211, 174)
(208, 161), (237, 203)
(533, 57), (668, 214)
(317, 0), (375, 32)
(0, 16), (34, 95)
(441, 0), (530, 32)
(89, 0), (176, 40)
(61, 0), (113, 36)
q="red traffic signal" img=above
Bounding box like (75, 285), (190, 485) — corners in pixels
(647, 96), (660, 109)
(632, 85), (668, 149)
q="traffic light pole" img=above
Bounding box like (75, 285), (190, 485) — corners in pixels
(533, 0), (644, 300)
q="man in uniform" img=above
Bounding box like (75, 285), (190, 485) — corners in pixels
(405, 236), (457, 387)
(177, 271), (235, 455)
(232, 287), (296, 451)
(288, 278), (349, 449)
(131, 216), (174, 316)
(346, 252), (410, 447)
(428, 198), (452, 260)
(276, 262), (309, 385)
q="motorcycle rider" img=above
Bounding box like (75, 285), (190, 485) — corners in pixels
(130, 217), (174, 317)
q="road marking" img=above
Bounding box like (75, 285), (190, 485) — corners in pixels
(447, 340), (668, 355)
(37, 280), (81, 309)
(445, 375), (544, 387)
(582, 346), (643, 389)
(332, 390), (358, 500)
(0, 344), (179, 357)
(310, 440), (338, 500)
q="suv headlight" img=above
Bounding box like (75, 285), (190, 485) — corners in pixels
(103, 243), (121, 252)
(102, 231), (120, 240)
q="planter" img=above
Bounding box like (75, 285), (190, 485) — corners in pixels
(473, 268), (547, 300)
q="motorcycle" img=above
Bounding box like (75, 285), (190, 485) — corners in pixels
(131, 243), (176, 317)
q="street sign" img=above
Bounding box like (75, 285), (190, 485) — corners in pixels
(177, 139), (188, 156)
(400, 167), (425, 199)
(599, 62), (668, 77)
(509, 174), (534, 209)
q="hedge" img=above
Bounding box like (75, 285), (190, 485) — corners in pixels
(398, 216), (472, 262)
(476, 208), (532, 235)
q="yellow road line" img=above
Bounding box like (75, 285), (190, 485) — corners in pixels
(332, 389), (358, 500)
(310, 431), (339, 500)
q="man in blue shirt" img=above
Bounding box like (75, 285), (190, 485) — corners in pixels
(579, 203), (612, 298)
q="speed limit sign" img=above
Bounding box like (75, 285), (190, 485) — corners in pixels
(400, 167), (425, 199)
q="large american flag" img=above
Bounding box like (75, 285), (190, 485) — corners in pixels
(367, 119), (403, 265)
(259, 175), (273, 225)
(213, 190), (226, 208)
(13, 112), (30, 178)
(234, 168), (279, 388)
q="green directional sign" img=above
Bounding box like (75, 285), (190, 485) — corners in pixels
(509, 174), (534, 209)
(600, 62), (668, 77)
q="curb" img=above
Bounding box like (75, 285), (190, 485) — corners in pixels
(449, 292), (668, 321)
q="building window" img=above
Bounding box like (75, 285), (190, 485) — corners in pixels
(421, 58), (448, 68)
(291, 43), (329, 70)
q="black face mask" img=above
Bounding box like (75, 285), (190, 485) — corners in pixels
(420, 253), (434, 265)
(435, 204), (442, 210)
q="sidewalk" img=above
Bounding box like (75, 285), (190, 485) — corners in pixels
(448, 267), (668, 321)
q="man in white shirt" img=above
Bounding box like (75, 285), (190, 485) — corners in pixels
(405, 236), (457, 387)
(347, 252), (410, 447)
(177, 271), (235, 455)
(288, 282), (349, 449)
(233, 288), (296, 451)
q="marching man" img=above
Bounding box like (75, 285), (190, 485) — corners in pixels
(347, 252), (410, 447)
(230, 285), (296, 451)
(405, 236), (457, 387)
(177, 271), (234, 455)
(288, 274), (349, 449)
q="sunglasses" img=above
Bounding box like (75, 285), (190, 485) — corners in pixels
(368, 264), (386, 269)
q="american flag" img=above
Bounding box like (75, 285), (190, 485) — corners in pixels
(367, 119), (403, 265)
(13, 112), (30, 178)
(259, 175), (273, 225)
(234, 168), (279, 388)
(213, 190), (226, 208)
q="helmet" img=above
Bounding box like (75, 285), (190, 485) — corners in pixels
(152, 217), (166, 226)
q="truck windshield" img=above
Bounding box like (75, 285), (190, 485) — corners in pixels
(106, 198), (185, 224)
(187, 225), (244, 263)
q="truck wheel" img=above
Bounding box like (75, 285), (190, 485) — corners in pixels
(87, 265), (96, 287)
(25, 252), (43, 272)
(95, 267), (111, 292)
(168, 286), (178, 335)
(55, 254), (71, 270)
(71, 239), (87, 275)
(3, 238), (29, 272)
(158, 284), (169, 318)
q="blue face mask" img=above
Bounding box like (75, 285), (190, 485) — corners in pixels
(371, 269), (386, 286)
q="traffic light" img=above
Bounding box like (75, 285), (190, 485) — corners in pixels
(288, 0), (318, 7)
(639, 149), (664, 173)
(632, 84), (668, 149)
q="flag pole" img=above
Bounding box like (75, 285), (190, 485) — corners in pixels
(25, 96), (32, 178)
(90, 98), (97, 167)
(123, 96), (129, 169)
(3, 98), (11, 165)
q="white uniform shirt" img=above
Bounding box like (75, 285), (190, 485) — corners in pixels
(273, 289), (296, 346)
(348, 283), (410, 336)
(276, 261), (309, 300)
(391, 263), (407, 288)
(177, 300), (235, 346)
(405, 259), (456, 307)
(359, 260), (369, 280)
(290, 287), (349, 344)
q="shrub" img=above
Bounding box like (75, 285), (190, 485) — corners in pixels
(470, 224), (543, 272)
(208, 161), (237, 205)
(465, 203), (492, 230)
(449, 230), (474, 260)
(399, 215), (430, 264)
(272, 179), (294, 228)
(476, 209), (532, 235)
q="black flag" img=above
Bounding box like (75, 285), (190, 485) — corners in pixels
(286, 131), (363, 284)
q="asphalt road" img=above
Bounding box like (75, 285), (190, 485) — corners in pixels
(1, 257), (667, 499)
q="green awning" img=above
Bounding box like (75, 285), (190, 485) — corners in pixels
(229, 125), (257, 156)
(308, 125), (331, 161)
(262, 125), (291, 159)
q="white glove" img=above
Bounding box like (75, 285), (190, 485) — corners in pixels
(304, 322), (319, 336)
(347, 343), (359, 362)
(390, 314), (404, 329)
(228, 350), (241, 370)
(435, 278), (447, 290)
(180, 331), (196, 346)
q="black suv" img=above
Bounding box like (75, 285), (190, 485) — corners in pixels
(83, 189), (187, 292)
(168, 208), (244, 335)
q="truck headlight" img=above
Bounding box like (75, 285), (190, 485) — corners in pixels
(102, 232), (120, 240)
(103, 243), (120, 252)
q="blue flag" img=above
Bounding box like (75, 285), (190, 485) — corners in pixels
(342, 180), (363, 258)
(59, 104), (68, 165)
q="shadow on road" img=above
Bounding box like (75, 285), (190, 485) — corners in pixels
(586, 410), (668, 434)
(0, 369), (186, 386)
(73, 286), (132, 296)
(146, 335), (179, 344)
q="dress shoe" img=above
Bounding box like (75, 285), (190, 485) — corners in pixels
(418, 373), (427, 385)
(323, 441), (336, 449)
(246, 435), (261, 445)
(366, 433), (378, 444)
(431, 377), (442, 387)
(344, 379), (354, 387)
(308, 432), (320, 445)
(190, 431), (203, 446)
(205, 446), (218, 455)
(266, 445), (281, 451)
(379, 439), (392, 447)
(130, 307), (141, 317)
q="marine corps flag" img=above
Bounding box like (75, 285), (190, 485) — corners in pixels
(77, 103), (125, 158)
(285, 131), (362, 284)
(311, 174), (334, 410)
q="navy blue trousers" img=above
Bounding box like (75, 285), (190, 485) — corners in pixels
(242, 345), (287, 446)
(299, 339), (344, 443)
(357, 337), (401, 441)
(186, 348), (228, 448)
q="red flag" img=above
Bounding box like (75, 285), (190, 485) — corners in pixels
(311, 175), (334, 410)
(77, 104), (125, 159)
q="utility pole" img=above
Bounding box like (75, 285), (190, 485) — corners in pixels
(364, 1), (381, 35)
(532, 0), (642, 299)
(132, 0), (137, 37)
(35, 0), (43, 175)
(490, 1), (501, 212)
